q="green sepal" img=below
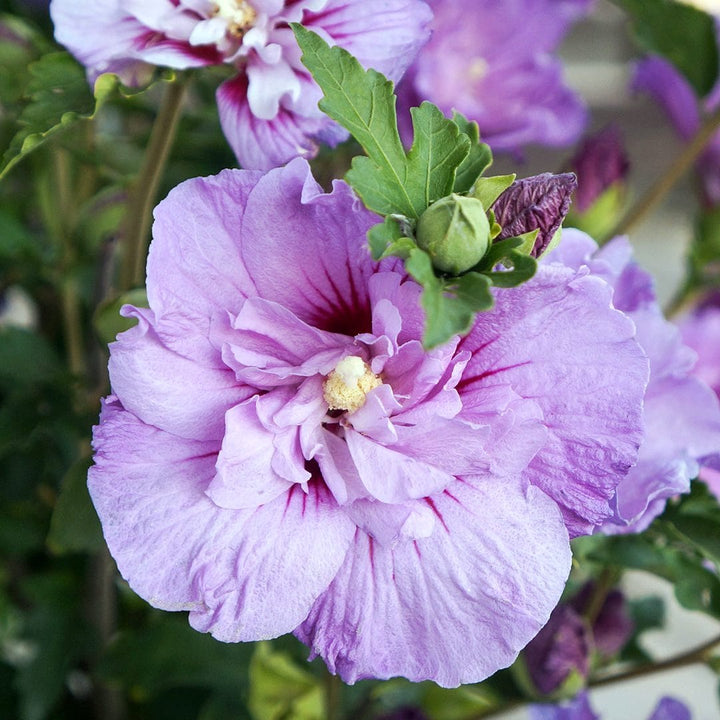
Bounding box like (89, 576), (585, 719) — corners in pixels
(469, 173), (516, 209)
(451, 111), (493, 194)
(567, 182), (627, 240)
(406, 248), (494, 348)
(475, 236), (538, 288)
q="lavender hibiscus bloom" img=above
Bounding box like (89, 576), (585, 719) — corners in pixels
(547, 231), (720, 532)
(90, 159), (649, 686)
(396, 0), (591, 153)
(531, 692), (690, 720)
(49, 0), (431, 171)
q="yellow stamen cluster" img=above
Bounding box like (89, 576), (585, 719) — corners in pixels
(212, 0), (257, 37)
(323, 356), (382, 414)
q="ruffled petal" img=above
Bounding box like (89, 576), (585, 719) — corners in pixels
(216, 75), (336, 170)
(189, 481), (356, 641)
(239, 157), (378, 334)
(208, 397), (296, 509)
(50, 0), (153, 84)
(108, 307), (251, 442)
(304, 0), (432, 81)
(224, 297), (351, 387)
(91, 400), (356, 640)
(147, 169), (262, 322)
(297, 480), (570, 687)
(89, 398), (220, 610)
(459, 265), (648, 537)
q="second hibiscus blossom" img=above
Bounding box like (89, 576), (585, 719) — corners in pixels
(50, 0), (431, 170)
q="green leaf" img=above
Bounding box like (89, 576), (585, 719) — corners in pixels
(611, 0), (719, 96)
(0, 328), (60, 387)
(1, 51), (96, 178)
(451, 112), (493, 194)
(47, 457), (103, 554)
(469, 174), (516, 209)
(406, 248), (493, 348)
(293, 25), (470, 218)
(248, 643), (324, 720)
(100, 614), (254, 699)
(368, 215), (407, 260)
(93, 287), (149, 345)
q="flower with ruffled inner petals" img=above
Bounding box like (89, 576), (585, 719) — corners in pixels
(90, 159), (651, 686)
(49, 0), (431, 170)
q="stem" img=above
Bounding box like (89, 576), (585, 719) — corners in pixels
(603, 103), (720, 242)
(53, 148), (87, 380)
(88, 548), (126, 720)
(325, 671), (342, 720)
(589, 631), (720, 689)
(119, 77), (188, 290)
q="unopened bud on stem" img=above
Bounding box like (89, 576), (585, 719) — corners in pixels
(416, 194), (490, 275)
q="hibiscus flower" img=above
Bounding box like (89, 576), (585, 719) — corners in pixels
(90, 159), (649, 686)
(50, 0), (431, 169)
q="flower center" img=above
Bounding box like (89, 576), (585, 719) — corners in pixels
(468, 57), (488, 81)
(323, 356), (382, 414)
(212, 0), (257, 37)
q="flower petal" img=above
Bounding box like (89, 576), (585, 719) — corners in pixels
(189, 481), (356, 641)
(216, 75), (335, 170)
(147, 169), (262, 322)
(90, 400), (356, 640)
(297, 480), (570, 687)
(240, 157), (378, 334)
(108, 307), (250, 442)
(459, 264), (648, 537)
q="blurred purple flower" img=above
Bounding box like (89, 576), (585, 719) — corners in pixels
(522, 582), (632, 695)
(531, 692), (690, 720)
(90, 159), (649, 686)
(397, 0), (592, 154)
(49, 0), (431, 170)
(633, 53), (720, 207)
(570, 125), (629, 213)
(679, 297), (720, 497)
(546, 231), (720, 533)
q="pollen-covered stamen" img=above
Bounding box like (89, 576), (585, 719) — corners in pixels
(212, 0), (257, 37)
(323, 356), (382, 414)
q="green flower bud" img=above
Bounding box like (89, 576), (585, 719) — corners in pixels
(416, 194), (490, 275)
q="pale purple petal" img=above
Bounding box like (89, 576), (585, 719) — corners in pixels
(208, 398), (296, 509)
(89, 397), (219, 610)
(459, 264), (648, 537)
(224, 297), (351, 387)
(297, 480), (571, 687)
(108, 307), (251, 442)
(146, 168), (262, 322)
(216, 75), (333, 170)
(649, 698), (691, 720)
(188, 481), (356, 641)
(50, 0), (154, 84)
(397, 0), (591, 152)
(92, 401), (356, 638)
(240, 158), (379, 333)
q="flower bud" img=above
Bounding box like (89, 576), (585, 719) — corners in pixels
(416, 194), (490, 275)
